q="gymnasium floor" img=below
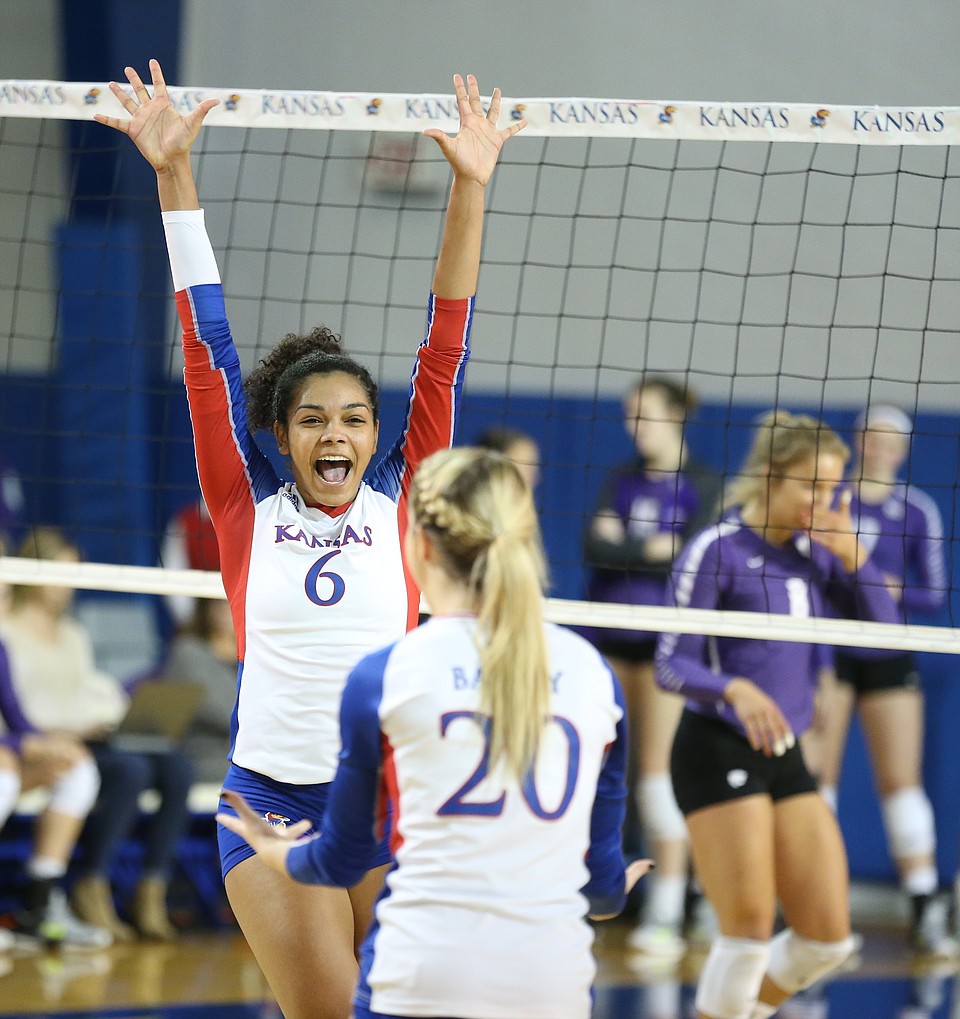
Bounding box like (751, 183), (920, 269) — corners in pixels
(1, 921), (957, 1019)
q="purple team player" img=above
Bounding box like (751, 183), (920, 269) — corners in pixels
(585, 375), (720, 957)
(656, 410), (898, 1019)
(815, 405), (955, 958)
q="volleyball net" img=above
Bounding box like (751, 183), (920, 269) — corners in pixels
(0, 80), (959, 656)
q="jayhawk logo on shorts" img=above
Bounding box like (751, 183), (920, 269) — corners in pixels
(263, 811), (291, 830)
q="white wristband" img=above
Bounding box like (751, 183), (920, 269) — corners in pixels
(161, 209), (221, 291)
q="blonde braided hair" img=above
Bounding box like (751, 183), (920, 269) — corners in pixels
(412, 448), (549, 778)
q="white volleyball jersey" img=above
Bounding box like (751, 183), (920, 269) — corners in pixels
(164, 211), (473, 784)
(286, 616), (629, 1019)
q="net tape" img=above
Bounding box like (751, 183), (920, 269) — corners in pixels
(0, 557), (955, 655)
(2, 80), (960, 145)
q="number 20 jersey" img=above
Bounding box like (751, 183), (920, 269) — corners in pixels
(288, 615), (629, 1019)
(164, 209), (473, 785)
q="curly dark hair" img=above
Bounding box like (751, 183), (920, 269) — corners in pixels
(243, 326), (380, 432)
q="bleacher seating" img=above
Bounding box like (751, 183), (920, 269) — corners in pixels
(1, 782), (227, 928)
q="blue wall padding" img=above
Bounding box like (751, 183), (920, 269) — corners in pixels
(55, 220), (154, 566)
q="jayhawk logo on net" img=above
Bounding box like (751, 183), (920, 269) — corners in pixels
(263, 811), (291, 830)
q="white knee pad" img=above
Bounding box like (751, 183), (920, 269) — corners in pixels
(47, 758), (100, 819)
(766, 929), (857, 995)
(639, 773), (688, 844)
(882, 786), (935, 860)
(695, 935), (771, 1019)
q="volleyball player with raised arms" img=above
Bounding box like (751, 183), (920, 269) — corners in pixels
(656, 412), (899, 1019)
(96, 60), (525, 1019)
(218, 447), (652, 1019)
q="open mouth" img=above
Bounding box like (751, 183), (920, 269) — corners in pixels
(315, 457), (352, 486)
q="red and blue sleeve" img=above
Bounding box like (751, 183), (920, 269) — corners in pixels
(163, 211), (281, 656)
(368, 294), (473, 629)
(582, 669), (629, 917)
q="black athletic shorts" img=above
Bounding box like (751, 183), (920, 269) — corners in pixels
(593, 636), (658, 665)
(834, 650), (920, 695)
(670, 709), (818, 816)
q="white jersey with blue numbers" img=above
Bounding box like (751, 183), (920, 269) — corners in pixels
(286, 616), (630, 1019)
(163, 209), (473, 785)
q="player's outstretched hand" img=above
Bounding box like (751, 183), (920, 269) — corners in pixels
(216, 789), (314, 878)
(624, 857), (656, 895)
(94, 58), (219, 173)
(423, 74), (526, 187)
(588, 858), (656, 920)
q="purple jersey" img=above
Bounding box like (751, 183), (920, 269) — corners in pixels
(585, 458), (720, 642)
(0, 639), (37, 753)
(656, 515), (899, 736)
(850, 485), (946, 618)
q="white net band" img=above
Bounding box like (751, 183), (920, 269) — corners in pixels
(2, 81), (959, 144)
(1, 557), (956, 656)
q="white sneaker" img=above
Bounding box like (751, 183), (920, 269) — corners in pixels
(911, 896), (960, 959)
(627, 922), (686, 959)
(0, 927), (14, 953)
(40, 888), (113, 951)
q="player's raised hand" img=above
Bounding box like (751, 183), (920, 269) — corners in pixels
(94, 58), (219, 173)
(810, 488), (864, 573)
(423, 74), (526, 187)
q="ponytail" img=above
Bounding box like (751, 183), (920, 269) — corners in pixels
(412, 448), (550, 777)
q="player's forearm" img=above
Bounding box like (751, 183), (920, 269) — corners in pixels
(156, 156), (200, 212)
(431, 177), (484, 299)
